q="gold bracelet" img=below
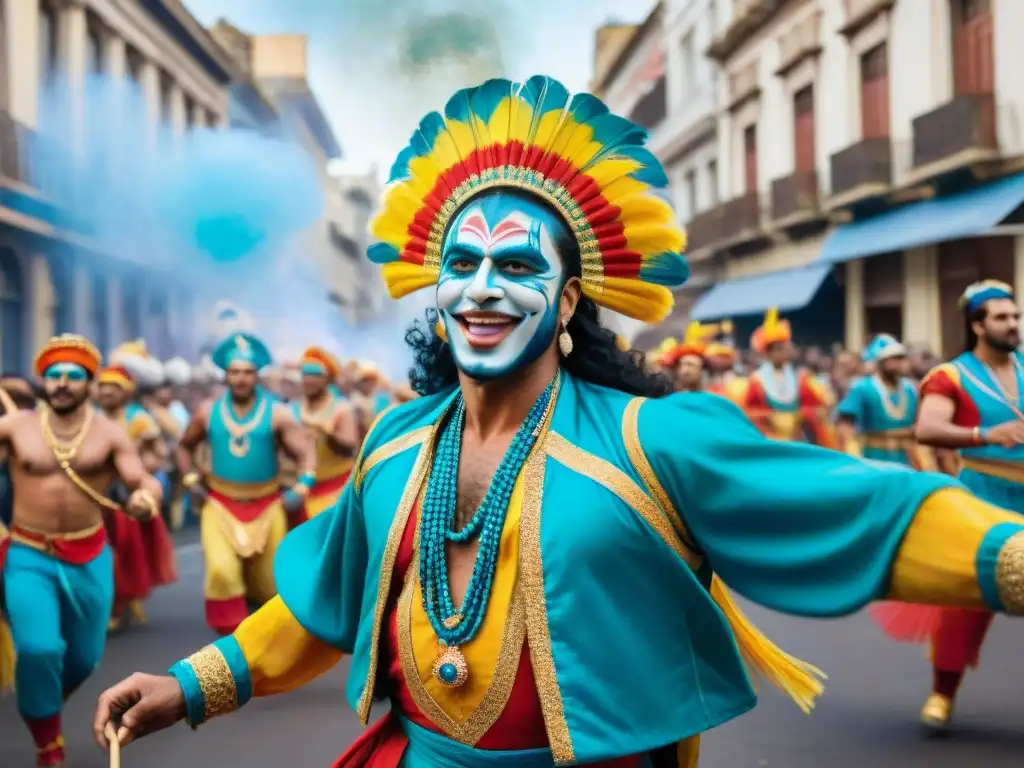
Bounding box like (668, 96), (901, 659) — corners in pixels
(182, 472), (202, 489)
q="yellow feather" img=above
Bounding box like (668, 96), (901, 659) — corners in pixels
(486, 98), (515, 144)
(445, 120), (477, 160)
(591, 276), (674, 324)
(585, 157), (644, 188)
(508, 100), (535, 144)
(427, 129), (466, 173)
(405, 156), (444, 197)
(381, 262), (438, 298)
(623, 224), (686, 257)
(529, 110), (567, 151)
(564, 137), (603, 169)
(616, 195), (678, 226)
(596, 176), (648, 206)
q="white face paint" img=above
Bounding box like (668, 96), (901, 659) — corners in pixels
(436, 194), (567, 380)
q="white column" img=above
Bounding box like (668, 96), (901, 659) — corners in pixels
(71, 262), (90, 337)
(104, 34), (126, 78)
(107, 275), (124, 347)
(6, 0), (41, 128)
(904, 246), (942, 353)
(1013, 235), (1024, 301)
(844, 259), (865, 352)
(28, 254), (55, 352)
(169, 83), (187, 140)
(139, 61), (161, 149)
(62, 1), (87, 155)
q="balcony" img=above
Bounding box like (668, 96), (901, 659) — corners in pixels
(775, 12), (822, 77)
(628, 75), (667, 131)
(910, 93), (998, 180)
(686, 206), (725, 253)
(727, 61), (759, 111)
(827, 138), (892, 208)
(770, 170), (822, 225)
(706, 0), (781, 63)
(839, 0), (896, 38)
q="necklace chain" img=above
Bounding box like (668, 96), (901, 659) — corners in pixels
(871, 375), (908, 422)
(41, 406), (94, 465)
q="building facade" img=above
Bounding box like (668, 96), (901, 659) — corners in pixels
(1, 0), (234, 372)
(689, 0), (1024, 357)
(590, 0), (723, 349)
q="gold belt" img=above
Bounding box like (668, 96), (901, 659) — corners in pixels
(207, 476), (281, 500)
(861, 429), (915, 452)
(961, 457), (1024, 485)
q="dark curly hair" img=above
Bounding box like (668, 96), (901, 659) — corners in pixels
(405, 192), (675, 398)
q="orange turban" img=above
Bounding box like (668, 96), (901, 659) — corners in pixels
(750, 308), (792, 353)
(299, 346), (341, 378)
(97, 366), (136, 391)
(34, 335), (102, 378)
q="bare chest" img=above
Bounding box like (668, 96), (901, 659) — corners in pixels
(12, 421), (114, 477)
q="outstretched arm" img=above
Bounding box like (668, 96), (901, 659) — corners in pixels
(111, 426), (164, 515)
(637, 393), (1024, 618)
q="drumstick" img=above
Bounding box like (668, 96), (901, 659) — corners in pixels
(104, 721), (121, 768)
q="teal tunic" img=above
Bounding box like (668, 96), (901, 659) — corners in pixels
(184, 372), (1024, 764)
(949, 351), (1024, 512)
(207, 390), (277, 486)
(837, 375), (919, 465)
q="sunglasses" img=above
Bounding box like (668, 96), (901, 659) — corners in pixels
(44, 365), (88, 383)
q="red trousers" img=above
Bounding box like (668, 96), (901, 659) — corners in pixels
(932, 607), (993, 673)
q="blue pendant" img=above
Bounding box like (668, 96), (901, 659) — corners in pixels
(432, 644), (469, 688)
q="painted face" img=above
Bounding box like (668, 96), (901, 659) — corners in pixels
(300, 362), (329, 397)
(437, 193), (568, 380)
(43, 363), (91, 415)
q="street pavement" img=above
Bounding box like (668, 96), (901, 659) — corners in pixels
(2, 537), (1023, 767)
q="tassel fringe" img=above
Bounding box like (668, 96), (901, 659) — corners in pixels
(0, 619), (15, 694)
(710, 577), (826, 714)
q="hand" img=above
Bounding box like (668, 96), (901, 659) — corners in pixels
(983, 421), (1024, 448)
(282, 487), (306, 514)
(94, 673), (187, 749)
(125, 490), (158, 520)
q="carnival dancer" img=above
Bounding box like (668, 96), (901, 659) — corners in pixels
(290, 347), (360, 525)
(148, 357), (193, 530)
(892, 280), (1024, 730)
(744, 308), (836, 446)
(703, 327), (748, 406)
(95, 355), (176, 632)
(1, 335), (162, 767)
(352, 361), (393, 432)
(96, 76), (1024, 767)
(660, 322), (709, 392)
(176, 332), (315, 635)
(836, 334), (933, 469)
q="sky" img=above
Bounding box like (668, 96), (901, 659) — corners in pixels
(184, 0), (655, 177)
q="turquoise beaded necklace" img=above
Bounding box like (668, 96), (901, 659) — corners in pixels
(419, 373), (559, 688)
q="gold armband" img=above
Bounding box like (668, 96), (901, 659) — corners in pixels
(996, 531), (1024, 615)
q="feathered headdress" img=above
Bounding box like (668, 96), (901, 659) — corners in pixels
(110, 340), (165, 387)
(750, 308), (792, 353)
(959, 280), (1014, 313)
(368, 76), (689, 323)
(862, 334), (907, 363)
(660, 322), (711, 367)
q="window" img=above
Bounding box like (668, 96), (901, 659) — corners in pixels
(707, 160), (719, 205)
(951, 0), (993, 94)
(684, 169), (698, 218)
(743, 124), (758, 193)
(859, 44), (890, 139)
(39, 1), (58, 86)
(679, 32), (696, 98)
(793, 86), (815, 172)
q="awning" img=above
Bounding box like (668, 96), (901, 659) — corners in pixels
(690, 263), (832, 321)
(819, 171), (1024, 264)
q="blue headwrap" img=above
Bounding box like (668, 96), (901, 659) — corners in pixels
(960, 280), (1014, 314)
(862, 334), (907, 364)
(211, 333), (272, 372)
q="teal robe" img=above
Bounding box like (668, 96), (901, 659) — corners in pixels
(258, 373), (995, 764)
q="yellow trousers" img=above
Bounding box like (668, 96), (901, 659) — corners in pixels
(201, 496), (287, 609)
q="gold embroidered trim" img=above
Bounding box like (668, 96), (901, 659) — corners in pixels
(396, 552), (527, 745)
(995, 531), (1024, 615)
(355, 427), (432, 493)
(185, 645), (238, 722)
(621, 397), (699, 553)
(545, 431), (702, 571)
(519, 382), (575, 764)
(355, 424), (438, 724)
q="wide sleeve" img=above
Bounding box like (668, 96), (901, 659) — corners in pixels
(635, 393), (1024, 617)
(835, 380), (864, 425)
(168, 482), (367, 726)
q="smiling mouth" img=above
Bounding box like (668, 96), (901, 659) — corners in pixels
(455, 312), (523, 349)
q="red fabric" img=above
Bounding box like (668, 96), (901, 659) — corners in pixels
(311, 471), (351, 499)
(332, 712), (407, 768)
(139, 514), (177, 586)
(868, 602), (945, 643)
(208, 490), (282, 524)
(24, 713), (63, 766)
(206, 596), (249, 636)
(0, 531), (9, 571)
(12, 525), (107, 566)
(365, 501), (641, 766)
(919, 365), (982, 428)
(931, 608), (993, 672)
(105, 510), (151, 604)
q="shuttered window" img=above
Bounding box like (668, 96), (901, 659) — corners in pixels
(860, 44), (890, 139)
(793, 86), (815, 172)
(952, 0), (994, 94)
(743, 124), (758, 193)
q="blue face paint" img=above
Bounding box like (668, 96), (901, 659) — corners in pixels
(301, 362), (328, 377)
(436, 193), (568, 380)
(44, 363), (88, 382)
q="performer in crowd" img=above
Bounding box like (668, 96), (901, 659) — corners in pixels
(94, 354), (176, 632)
(351, 361), (393, 433)
(290, 346), (359, 524)
(145, 357), (193, 530)
(660, 323), (708, 393)
(703, 328), (747, 405)
(897, 280), (1024, 730)
(1, 335), (162, 767)
(744, 308), (836, 446)
(836, 334), (933, 469)
(176, 332), (316, 635)
(95, 76), (1024, 768)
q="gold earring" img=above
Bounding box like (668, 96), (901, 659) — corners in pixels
(558, 319), (573, 357)
(435, 320), (448, 343)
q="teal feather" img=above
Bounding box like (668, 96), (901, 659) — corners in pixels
(639, 251), (690, 287)
(367, 242), (400, 265)
(388, 146), (418, 183)
(470, 79), (515, 125)
(443, 87), (474, 125)
(568, 93), (610, 124)
(618, 146), (670, 188)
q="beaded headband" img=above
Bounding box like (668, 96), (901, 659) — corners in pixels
(960, 280), (1014, 313)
